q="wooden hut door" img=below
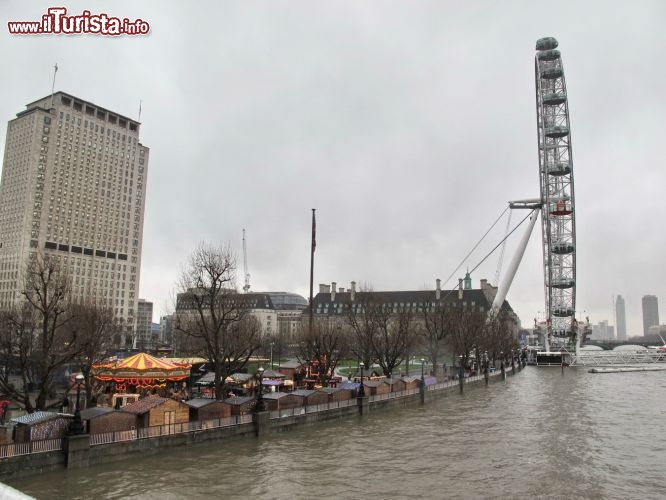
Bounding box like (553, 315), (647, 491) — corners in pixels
(164, 411), (176, 433)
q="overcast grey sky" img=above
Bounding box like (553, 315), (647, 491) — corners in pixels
(2, 0), (665, 337)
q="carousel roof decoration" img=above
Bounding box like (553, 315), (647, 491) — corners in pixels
(93, 352), (192, 389)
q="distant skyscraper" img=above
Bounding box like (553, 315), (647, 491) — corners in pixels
(642, 295), (659, 336)
(615, 295), (627, 340)
(0, 92), (149, 346)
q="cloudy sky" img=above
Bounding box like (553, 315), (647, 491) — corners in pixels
(2, 1), (665, 337)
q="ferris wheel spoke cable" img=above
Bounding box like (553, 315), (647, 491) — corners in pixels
(441, 205), (509, 289)
(440, 209), (535, 301)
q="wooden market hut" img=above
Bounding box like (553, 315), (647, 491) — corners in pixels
(80, 407), (137, 435)
(338, 382), (361, 398)
(401, 376), (421, 391)
(224, 396), (255, 416)
(289, 389), (329, 407)
(385, 377), (406, 393)
(362, 380), (391, 396)
(261, 392), (295, 412)
(185, 398), (232, 421)
(10, 411), (72, 443)
(122, 396), (190, 428)
(318, 386), (353, 403)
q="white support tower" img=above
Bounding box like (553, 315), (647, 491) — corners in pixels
(242, 229), (251, 293)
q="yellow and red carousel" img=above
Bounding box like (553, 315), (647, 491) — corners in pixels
(93, 352), (192, 392)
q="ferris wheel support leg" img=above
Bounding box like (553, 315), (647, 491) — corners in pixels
(490, 209), (541, 318)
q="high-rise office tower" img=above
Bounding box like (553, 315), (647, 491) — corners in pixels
(0, 92), (149, 345)
(642, 295), (659, 336)
(615, 295), (627, 340)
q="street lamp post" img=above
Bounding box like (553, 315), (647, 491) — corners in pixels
(483, 351), (489, 385)
(270, 341), (274, 369)
(255, 367), (266, 412)
(500, 351), (506, 379)
(358, 362), (365, 397)
(420, 358), (425, 383)
(68, 373), (85, 435)
(458, 355), (464, 393)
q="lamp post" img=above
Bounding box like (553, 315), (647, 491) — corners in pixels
(458, 355), (464, 393)
(420, 358), (425, 383)
(255, 367), (265, 412)
(500, 351), (506, 379)
(68, 373), (85, 435)
(358, 362), (365, 397)
(270, 341), (274, 369)
(483, 351), (489, 385)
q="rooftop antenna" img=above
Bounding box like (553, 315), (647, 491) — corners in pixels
(50, 63), (58, 108)
(138, 99), (142, 122)
(242, 229), (250, 293)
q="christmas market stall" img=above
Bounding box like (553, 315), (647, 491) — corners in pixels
(93, 352), (192, 400)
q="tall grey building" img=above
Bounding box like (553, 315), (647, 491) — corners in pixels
(135, 298), (154, 349)
(615, 295), (627, 340)
(0, 92), (149, 345)
(642, 295), (659, 336)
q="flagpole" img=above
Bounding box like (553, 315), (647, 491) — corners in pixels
(50, 63), (58, 108)
(138, 99), (142, 121)
(309, 208), (316, 336)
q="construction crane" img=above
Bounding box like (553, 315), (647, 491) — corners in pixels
(242, 228), (250, 293)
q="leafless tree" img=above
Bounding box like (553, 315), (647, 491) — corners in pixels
(174, 242), (261, 400)
(0, 253), (77, 411)
(372, 302), (415, 378)
(70, 299), (117, 407)
(448, 302), (486, 370)
(420, 300), (454, 375)
(483, 309), (518, 367)
(345, 290), (378, 368)
(0, 303), (40, 411)
(296, 318), (349, 387)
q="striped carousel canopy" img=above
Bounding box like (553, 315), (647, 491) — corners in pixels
(93, 352), (192, 383)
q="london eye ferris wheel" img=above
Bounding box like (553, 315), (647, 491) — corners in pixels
(534, 37), (578, 352)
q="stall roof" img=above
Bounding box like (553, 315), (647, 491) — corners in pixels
(223, 396), (254, 406)
(185, 398), (221, 409)
(10, 411), (66, 425)
(261, 392), (289, 400)
(290, 389), (316, 397)
(123, 396), (171, 414)
(80, 407), (116, 419)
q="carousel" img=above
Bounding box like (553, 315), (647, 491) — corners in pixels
(93, 352), (192, 394)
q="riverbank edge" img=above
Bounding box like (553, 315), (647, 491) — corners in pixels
(1, 367), (520, 481)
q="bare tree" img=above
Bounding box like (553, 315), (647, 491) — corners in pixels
(449, 302), (486, 370)
(0, 304), (40, 411)
(0, 253), (77, 411)
(70, 299), (117, 407)
(484, 309), (518, 367)
(372, 303), (415, 378)
(296, 318), (349, 387)
(174, 242), (261, 400)
(420, 300), (454, 375)
(345, 290), (377, 368)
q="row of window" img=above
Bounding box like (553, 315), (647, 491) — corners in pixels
(60, 95), (138, 133)
(43, 240), (128, 260)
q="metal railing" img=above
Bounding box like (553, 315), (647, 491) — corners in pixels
(0, 438), (63, 458)
(571, 350), (666, 367)
(89, 414), (252, 446)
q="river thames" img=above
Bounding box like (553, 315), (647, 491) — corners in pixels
(9, 366), (666, 499)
